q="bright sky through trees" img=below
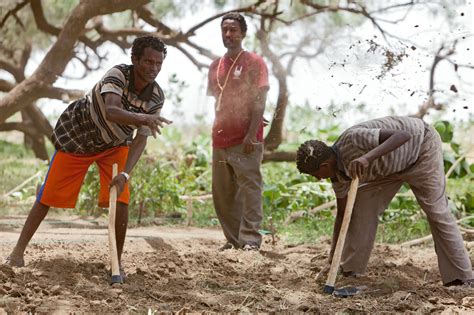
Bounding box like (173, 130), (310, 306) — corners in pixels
(36, 1), (473, 128)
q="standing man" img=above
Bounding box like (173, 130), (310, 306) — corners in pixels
(296, 116), (473, 287)
(5, 36), (172, 279)
(207, 12), (269, 251)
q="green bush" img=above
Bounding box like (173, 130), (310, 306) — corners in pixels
(1, 116), (472, 244)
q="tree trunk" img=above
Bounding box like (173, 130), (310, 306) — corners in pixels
(262, 150), (296, 163)
(264, 76), (288, 151)
(26, 103), (54, 137)
(28, 133), (49, 161)
(20, 105), (50, 161)
(258, 29), (290, 152)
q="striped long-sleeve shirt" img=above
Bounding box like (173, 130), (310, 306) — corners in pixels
(51, 64), (165, 154)
(331, 116), (428, 198)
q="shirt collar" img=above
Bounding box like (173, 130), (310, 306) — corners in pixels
(128, 65), (154, 101)
(331, 145), (351, 181)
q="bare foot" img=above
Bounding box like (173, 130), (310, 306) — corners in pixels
(4, 255), (25, 267)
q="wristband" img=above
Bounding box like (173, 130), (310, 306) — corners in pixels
(119, 171), (130, 182)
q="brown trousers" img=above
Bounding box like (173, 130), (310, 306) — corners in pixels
(341, 125), (473, 284)
(212, 143), (263, 248)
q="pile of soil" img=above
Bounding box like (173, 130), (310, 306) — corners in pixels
(0, 215), (472, 313)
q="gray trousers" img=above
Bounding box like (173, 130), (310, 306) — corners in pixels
(212, 143), (263, 248)
(341, 125), (473, 284)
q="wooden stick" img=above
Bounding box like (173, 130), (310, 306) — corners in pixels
(324, 177), (359, 294)
(284, 200), (336, 225)
(108, 163), (122, 284)
(269, 216), (276, 245)
(1, 170), (42, 199)
(180, 194), (212, 201)
(401, 215), (474, 247)
(180, 194), (212, 226)
(445, 154), (466, 179)
(185, 198), (193, 226)
(400, 234), (433, 248)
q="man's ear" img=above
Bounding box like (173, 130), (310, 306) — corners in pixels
(131, 56), (138, 66)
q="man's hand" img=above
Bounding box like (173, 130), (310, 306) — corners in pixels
(242, 134), (258, 154)
(142, 114), (172, 138)
(110, 174), (127, 195)
(348, 156), (369, 179)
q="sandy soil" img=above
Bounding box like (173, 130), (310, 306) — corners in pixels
(0, 215), (473, 314)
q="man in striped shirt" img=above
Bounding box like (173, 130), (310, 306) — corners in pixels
(296, 116), (472, 287)
(5, 36), (171, 281)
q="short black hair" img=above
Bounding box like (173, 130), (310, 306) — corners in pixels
(296, 140), (333, 174)
(221, 12), (247, 34)
(131, 35), (167, 59)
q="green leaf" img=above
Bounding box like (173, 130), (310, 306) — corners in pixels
(434, 120), (454, 142)
(434, 121), (446, 134)
(450, 142), (460, 154)
(443, 151), (456, 165)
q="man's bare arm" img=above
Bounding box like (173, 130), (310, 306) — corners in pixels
(103, 93), (171, 138)
(242, 89), (267, 153)
(348, 129), (411, 178)
(110, 134), (147, 194)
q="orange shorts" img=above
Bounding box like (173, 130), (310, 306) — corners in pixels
(37, 146), (130, 208)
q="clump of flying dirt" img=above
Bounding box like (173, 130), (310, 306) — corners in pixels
(366, 39), (408, 80)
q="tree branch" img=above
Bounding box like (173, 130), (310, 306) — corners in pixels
(284, 200), (336, 225)
(136, 6), (174, 35)
(92, 17), (150, 48)
(0, 59), (23, 80)
(0, 0), (150, 123)
(299, 0), (423, 43)
(30, 0), (97, 50)
(37, 86), (85, 102)
(413, 43), (456, 118)
(262, 150), (296, 163)
(173, 45), (209, 70)
(22, 103), (53, 138)
(0, 44), (30, 82)
(0, 79), (15, 92)
(30, 0), (61, 36)
(369, 1), (435, 15)
(0, 0), (29, 28)
(285, 34), (326, 75)
(0, 79), (83, 102)
(185, 0), (266, 35)
(184, 41), (219, 61)
(0, 122), (37, 136)
(259, 22), (290, 151)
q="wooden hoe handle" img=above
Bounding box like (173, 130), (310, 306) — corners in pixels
(109, 163), (122, 284)
(323, 177), (359, 294)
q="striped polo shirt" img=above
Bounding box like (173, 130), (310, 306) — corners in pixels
(331, 116), (428, 198)
(52, 64), (165, 154)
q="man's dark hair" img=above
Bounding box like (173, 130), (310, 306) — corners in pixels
(221, 12), (247, 34)
(296, 140), (333, 174)
(131, 35), (167, 59)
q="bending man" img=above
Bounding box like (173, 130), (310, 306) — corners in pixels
(296, 115), (472, 286)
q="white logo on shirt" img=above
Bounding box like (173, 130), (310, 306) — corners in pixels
(233, 65), (242, 79)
